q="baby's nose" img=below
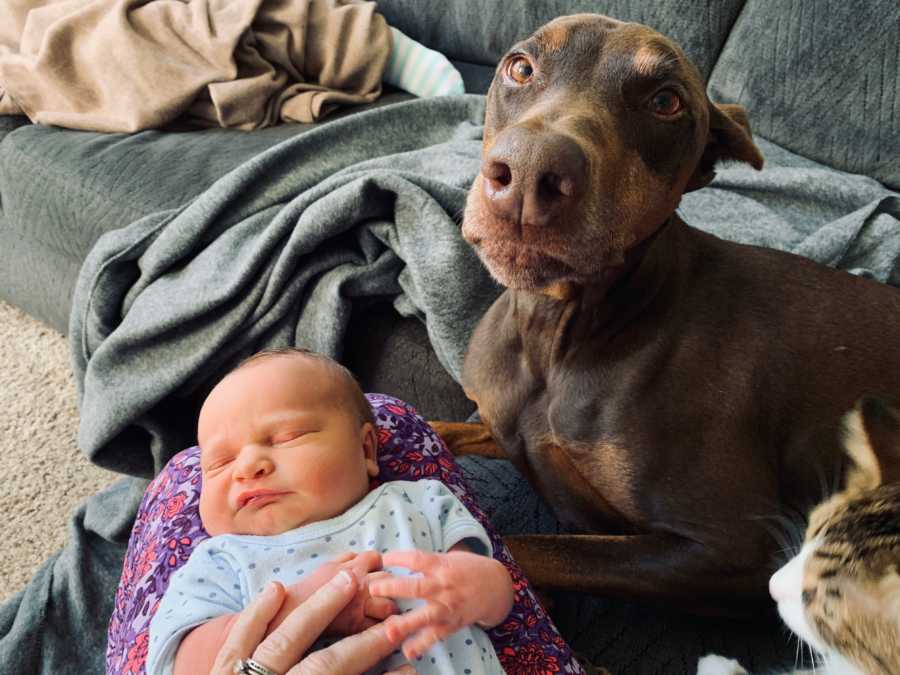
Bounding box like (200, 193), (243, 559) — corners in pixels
(234, 447), (274, 479)
(243, 464), (270, 479)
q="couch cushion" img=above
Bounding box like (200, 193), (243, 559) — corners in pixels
(0, 94), (412, 333)
(378, 0), (746, 79)
(708, 0), (900, 190)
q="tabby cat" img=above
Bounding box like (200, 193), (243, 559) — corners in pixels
(698, 396), (900, 675)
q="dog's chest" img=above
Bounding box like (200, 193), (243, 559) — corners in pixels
(463, 293), (645, 531)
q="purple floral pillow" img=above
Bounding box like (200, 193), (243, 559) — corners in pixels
(106, 394), (584, 675)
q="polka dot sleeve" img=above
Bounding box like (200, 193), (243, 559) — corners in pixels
(417, 479), (492, 556)
(145, 540), (243, 675)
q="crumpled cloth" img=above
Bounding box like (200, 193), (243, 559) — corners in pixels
(0, 0), (391, 131)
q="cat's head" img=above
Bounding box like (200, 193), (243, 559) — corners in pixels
(769, 396), (900, 674)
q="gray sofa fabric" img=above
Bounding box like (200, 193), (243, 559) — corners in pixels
(709, 0), (900, 190)
(379, 0), (745, 79)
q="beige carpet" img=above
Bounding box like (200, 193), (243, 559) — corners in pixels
(0, 300), (118, 603)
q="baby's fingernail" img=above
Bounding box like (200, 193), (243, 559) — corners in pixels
(264, 581), (281, 596)
(336, 570), (354, 587)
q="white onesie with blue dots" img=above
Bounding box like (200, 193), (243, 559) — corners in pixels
(146, 479), (505, 674)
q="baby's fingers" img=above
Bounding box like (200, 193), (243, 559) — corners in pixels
(368, 573), (437, 600)
(402, 623), (455, 662)
(382, 603), (448, 645)
(365, 570), (393, 587)
(365, 595), (399, 621)
(344, 549), (383, 576)
(382, 549), (438, 573)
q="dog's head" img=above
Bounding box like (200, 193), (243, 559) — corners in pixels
(463, 14), (763, 291)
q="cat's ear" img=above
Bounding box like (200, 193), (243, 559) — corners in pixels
(842, 396), (900, 490)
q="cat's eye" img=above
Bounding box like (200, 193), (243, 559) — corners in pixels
(801, 588), (816, 605)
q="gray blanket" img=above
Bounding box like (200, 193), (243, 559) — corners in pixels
(2, 95), (898, 675)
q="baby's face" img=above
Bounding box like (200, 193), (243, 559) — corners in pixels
(198, 355), (378, 536)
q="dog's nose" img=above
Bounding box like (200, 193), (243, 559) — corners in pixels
(482, 126), (587, 227)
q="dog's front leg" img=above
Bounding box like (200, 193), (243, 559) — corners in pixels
(429, 421), (507, 459)
(505, 533), (770, 615)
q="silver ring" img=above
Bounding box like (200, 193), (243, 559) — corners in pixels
(233, 657), (281, 675)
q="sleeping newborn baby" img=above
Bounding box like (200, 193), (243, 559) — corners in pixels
(146, 347), (511, 675)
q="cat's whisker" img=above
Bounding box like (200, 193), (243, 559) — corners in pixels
(749, 511), (805, 568)
(808, 642), (821, 674)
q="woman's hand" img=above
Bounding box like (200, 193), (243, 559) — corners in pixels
(210, 570), (416, 675)
(272, 550), (397, 636)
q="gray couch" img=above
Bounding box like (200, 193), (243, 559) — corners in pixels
(1, 1), (898, 674)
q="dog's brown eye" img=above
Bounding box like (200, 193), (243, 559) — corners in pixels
(507, 56), (534, 84)
(650, 89), (682, 116)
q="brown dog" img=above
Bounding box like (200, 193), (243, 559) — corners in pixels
(434, 14), (900, 614)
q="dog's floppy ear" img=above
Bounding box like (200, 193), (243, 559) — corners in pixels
(685, 102), (764, 192)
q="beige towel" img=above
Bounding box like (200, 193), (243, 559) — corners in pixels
(0, 0), (391, 131)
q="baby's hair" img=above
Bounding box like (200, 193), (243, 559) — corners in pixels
(236, 347), (374, 426)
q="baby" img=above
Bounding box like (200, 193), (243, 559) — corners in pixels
(146, 348), (512, 675)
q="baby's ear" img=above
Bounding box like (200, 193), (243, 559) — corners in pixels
(843, 396), (900, 491)
(362, 422), (379, 477)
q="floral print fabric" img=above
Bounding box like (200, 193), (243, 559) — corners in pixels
(106, 394), (584, 675)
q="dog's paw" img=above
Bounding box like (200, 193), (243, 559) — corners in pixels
(697, 654), (749, 675)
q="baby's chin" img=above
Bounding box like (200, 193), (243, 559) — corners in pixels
(240, 514), (308, 537)
(203, 513), (305, 537)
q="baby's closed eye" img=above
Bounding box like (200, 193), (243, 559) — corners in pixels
(271, 430), (307, 444)
(202, 455), (235, 474)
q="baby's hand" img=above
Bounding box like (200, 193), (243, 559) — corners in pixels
(367, 549), (514, 660)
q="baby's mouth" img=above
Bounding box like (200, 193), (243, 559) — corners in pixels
(237, 489), (289, 509)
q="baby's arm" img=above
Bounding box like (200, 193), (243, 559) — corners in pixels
(367, 544), (514, 660)
(172, 573), (325, 675)
(446, 541), (514, 628)
(173, 614), (238, 675)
